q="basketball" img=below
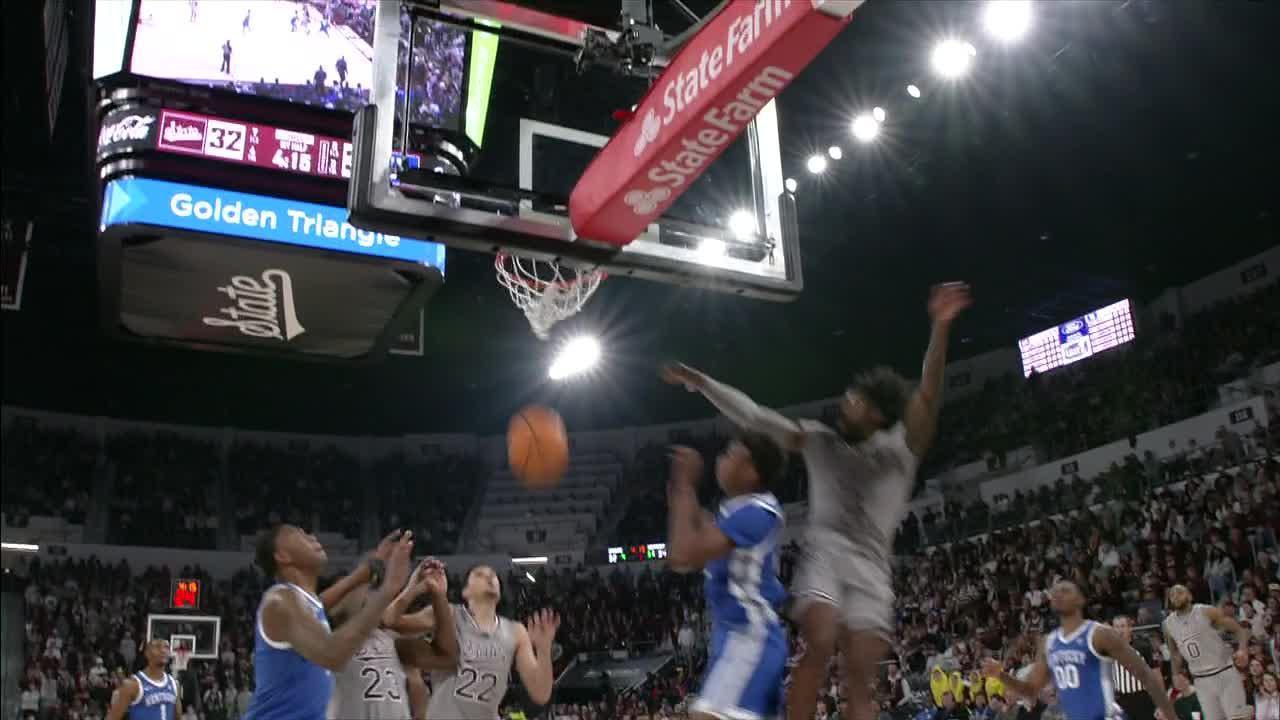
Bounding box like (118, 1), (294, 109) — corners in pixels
(508, 405), (570, 488)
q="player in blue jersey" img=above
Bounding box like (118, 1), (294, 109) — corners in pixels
(983, 581), (1177, 720)
(105, 638), (181, 720)
(244, 524), (414, 720)
(666, 433), (789, 720)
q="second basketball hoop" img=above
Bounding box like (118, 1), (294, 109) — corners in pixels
(494, 253), (604, 340)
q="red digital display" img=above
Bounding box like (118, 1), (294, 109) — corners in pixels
(171, 578), (201, 609)
(155, 109), (353, 181)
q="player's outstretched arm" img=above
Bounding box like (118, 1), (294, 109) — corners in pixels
(394, 560), (460, 671)
(262, 533), (415, 671)
(662, 364), (805, 451)
(666, 447), (734, 572)
(104, 677), (140, 720)
(1204, 605), (1251, 666)
(1093, 625), (1179, 720)
(515, 609), (560, 705)
(982, 652), (1049, 702)
(320, 530), (402, 613)
(904, 283), (971, 457)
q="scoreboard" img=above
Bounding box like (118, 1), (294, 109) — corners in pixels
(170, 578), (201, 609)
(608, 543), (668, 563)
(1018, 299), (1137, 377)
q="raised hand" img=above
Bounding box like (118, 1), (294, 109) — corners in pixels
(668, 446), (704, 493)
(373, 530), (403, 563)
(660, 363), (704, 391)
(420, 558), (448, 598)
(928, 282), (972, 325)
(525, 609), (561, 649)
(382, 531), (414, 594)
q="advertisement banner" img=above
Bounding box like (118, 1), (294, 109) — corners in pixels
(100, 176), (446, 270)
(97, 107), (162, 158)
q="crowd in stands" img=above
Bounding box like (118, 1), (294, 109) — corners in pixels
(1, 423), (96, 530)
(229, 441), (362, 544)
(107, 433), (219, 548)
(376, 452), (483, 556)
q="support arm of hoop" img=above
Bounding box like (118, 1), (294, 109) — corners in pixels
(568, 0), (862, 247)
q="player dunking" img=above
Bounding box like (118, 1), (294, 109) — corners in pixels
(105, 639), (180, 720)
(244, 525), (413, 720)
(1163, 584), (1253, 720)
(982, 581), (1176, 720)
(666, 436), (789, 720)
(664, 282), (971, 720)
(425, 565), (560, 719)
(327, 557), (460, 720)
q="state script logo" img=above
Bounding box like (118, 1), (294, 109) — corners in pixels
(202, 269), (305, 341)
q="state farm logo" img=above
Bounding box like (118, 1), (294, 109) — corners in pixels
(98, 115), (155, 148)
(632, 109), (662, 158)
(623, 187), (670, 215)
(161, 119), (205, 149)
(202, 269), (305, 341)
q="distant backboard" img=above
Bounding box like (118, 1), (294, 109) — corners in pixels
(146, 613), (221, 660)
(347, 0), (858, 310)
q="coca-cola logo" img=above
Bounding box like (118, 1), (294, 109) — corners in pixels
(162, 120), (205, 148)
(98, 114), (155, 148)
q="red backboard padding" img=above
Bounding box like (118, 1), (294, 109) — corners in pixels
(569, 0), (858, 247)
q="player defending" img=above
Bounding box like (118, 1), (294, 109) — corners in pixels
(425, 565), (561, 719)
(327, 557), (460, 720)
(244, 525), (414, 720)
(663, 282), (971, 720)
(105, 639), (180, 720)
(666, 436), (789, 720)
(982, 581), (1177, 720)
(1163, 584), (1253, 720)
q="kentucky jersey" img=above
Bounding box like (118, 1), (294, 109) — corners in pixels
(245, 583), (335, 720)
(692, 492), (788, 719)
(129, 671), (177, 720)
(426, 605), (518, 720)
(328, 628), (409, 720)
(1046, 621), (1117, 720)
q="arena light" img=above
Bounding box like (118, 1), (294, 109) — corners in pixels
(698, 238), (727, 258)
(806, 154), (828, 174)
(548, 336), (601, 381)
(907, 84), (922, 99)
(727, 209), (756, 238)
(511, 556), (549, 565)
(851, 114), (880, 143)
(525, 572), (537, 583)
(983, 0), (1033, 43)
(931, 39), (977, 78)
(785, 177), (798, 193)
(0, 542), (38, 553)
(872, 106), (886, 123)
(828, 145), (843, 160)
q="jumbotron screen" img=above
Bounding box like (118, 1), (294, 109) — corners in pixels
(118, 0), (467, 128)
(1017, 299), (1136, 377)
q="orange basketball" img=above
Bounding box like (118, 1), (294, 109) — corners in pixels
(508, 405), (569, 488)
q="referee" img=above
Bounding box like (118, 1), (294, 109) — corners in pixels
(1112, 615), (1163, 720)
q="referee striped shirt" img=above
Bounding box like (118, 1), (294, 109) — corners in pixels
(1113, 659), (1144, 695)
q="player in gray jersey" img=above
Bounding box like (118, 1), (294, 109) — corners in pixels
(664, 282), (971, 720)
(327, 557), (460, 720)
(426, 565), (560, 720)
(1163, 585), (1252, 720)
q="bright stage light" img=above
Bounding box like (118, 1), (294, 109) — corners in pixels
(806, 154), (828, 174)
(872, 106), (886, 123)
(851, 114), (880, 143)
(983, 0), (1032, 43)
(828, 145), (843, 160)
(907, 84), (922, 98)
(931, 39), (977, 78)
(549, 336), (601, 380)
(727, 210), (756, 238)
(785, 177), (798, 193)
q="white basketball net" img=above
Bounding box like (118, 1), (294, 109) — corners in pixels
(495, 253), (605, 340)
(173, 649), (191, 673)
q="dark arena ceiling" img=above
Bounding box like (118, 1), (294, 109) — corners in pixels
(2, 0), (1277, 434)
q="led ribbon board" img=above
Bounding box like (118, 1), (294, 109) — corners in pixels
(569, 0), (861, 247)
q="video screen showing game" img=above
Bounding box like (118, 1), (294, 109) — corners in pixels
(130, 0), (466, 127)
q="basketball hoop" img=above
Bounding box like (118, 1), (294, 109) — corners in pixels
(173, 647), (191, 674)
(495, 253), (604, 340)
